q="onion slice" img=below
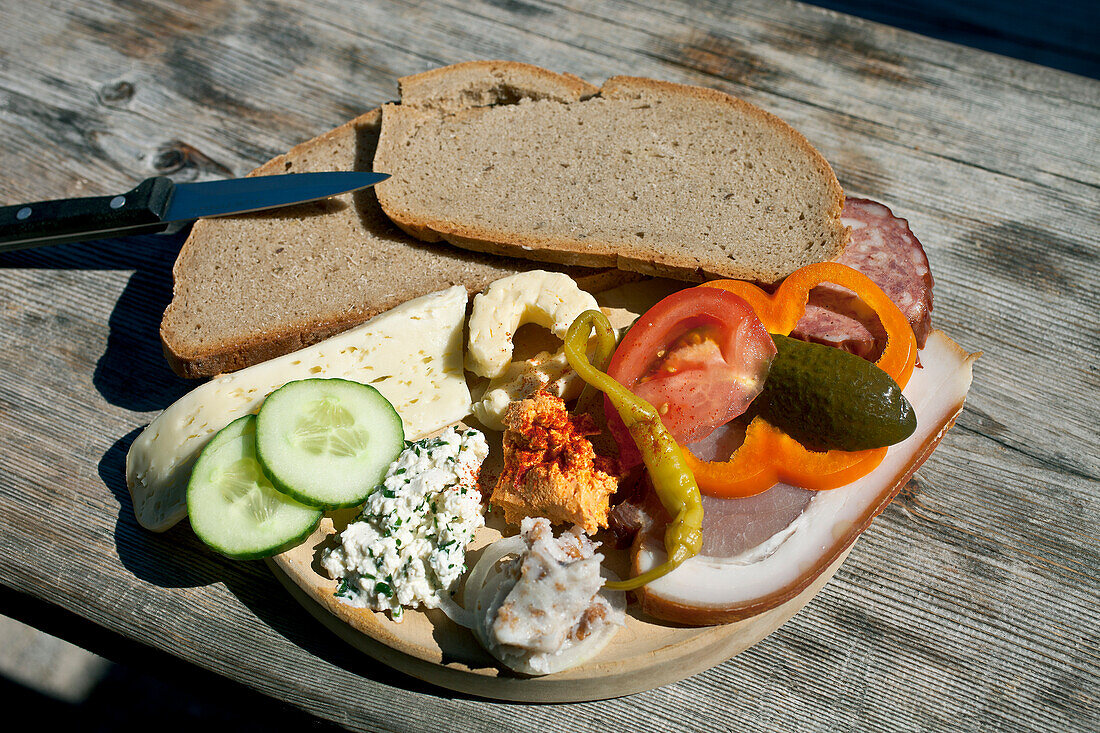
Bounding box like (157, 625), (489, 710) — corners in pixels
(436, 535), (525, 631)
(436, 593), (476, 629)
(636, 329), (978, 625)
(464, 536), (525, 611)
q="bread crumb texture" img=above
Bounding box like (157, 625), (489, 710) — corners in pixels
(375, 62), (847, 284)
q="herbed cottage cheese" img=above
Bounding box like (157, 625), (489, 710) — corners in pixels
(321, 426), (488, 620)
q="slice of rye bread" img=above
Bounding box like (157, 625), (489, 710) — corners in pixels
(160, 108), (632, 379)
(374, 61), (849, 283)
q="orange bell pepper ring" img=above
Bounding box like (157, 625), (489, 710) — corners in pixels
(701, 261), (915, 387)
(684, 262), (918, 498)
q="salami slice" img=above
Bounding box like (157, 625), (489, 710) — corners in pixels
(792, 198), (933, 358)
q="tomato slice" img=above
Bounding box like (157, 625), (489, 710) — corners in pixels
(605, 287), (776, 468)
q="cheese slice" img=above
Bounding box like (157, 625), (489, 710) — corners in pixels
(465, 270), (599, 378)
(126, 286), (472, 532)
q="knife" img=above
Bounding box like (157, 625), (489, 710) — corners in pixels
(0, 171), (390, 252)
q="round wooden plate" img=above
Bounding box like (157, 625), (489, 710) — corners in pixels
(267, 279), (849, 701)
(268, 514), (850, 702)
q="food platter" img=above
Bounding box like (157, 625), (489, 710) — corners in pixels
(258, 275), (971, 699)
(254, 275), (854, 701)
(269, 510), (851, 702)
(119, 64), (977, 703)
(132, 267), (970, 700)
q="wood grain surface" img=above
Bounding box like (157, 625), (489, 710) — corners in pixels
(0, 1), (1096, 731)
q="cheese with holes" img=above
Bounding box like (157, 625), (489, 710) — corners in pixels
(126, 286), (472, 532)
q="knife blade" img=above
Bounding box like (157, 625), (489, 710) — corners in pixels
(0, 171), (390, 253)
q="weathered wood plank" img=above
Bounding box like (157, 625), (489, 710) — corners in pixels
(798, 0), (1100, 79)
(0, 0), (1096, 731)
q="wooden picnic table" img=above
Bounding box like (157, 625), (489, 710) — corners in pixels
(0, 1), (1096, 730)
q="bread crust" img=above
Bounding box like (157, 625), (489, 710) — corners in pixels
(374, 61), (848, 284)
(397, 60), (599, 109)
(162, 307), (375, 379)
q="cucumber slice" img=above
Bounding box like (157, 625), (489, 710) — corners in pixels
(255, 378), (404, 509)
(187, 415), (322, 560)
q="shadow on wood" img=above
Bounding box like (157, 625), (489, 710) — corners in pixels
(98, 427), (225, 590)
(0, 230), (194, 411)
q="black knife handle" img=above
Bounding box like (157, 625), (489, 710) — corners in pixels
(0, 176), (176, 253)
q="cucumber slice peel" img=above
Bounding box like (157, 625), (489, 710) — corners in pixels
(255, 378), (405, 509)
(187, 415), (322, 560)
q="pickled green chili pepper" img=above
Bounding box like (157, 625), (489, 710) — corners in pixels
(563, 310), (704, 591)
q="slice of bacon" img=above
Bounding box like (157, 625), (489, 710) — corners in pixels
(792, 198), (934, 359)
(632, 330), (977, 625)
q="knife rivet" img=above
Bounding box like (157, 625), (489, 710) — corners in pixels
(110, 196), (126, 209)
(16, 207), (31, 220)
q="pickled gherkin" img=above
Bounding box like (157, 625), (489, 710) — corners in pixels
(756, 335), (916, 452)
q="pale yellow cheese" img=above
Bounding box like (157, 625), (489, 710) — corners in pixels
(466, 271), (600, 428)
(126, 286), (471, 532)
(466, 271), (599, 379)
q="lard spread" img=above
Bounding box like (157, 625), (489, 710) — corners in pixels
(477, 517), (625, 674)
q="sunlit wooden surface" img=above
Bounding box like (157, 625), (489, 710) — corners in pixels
(0, 1), (1095, 730)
